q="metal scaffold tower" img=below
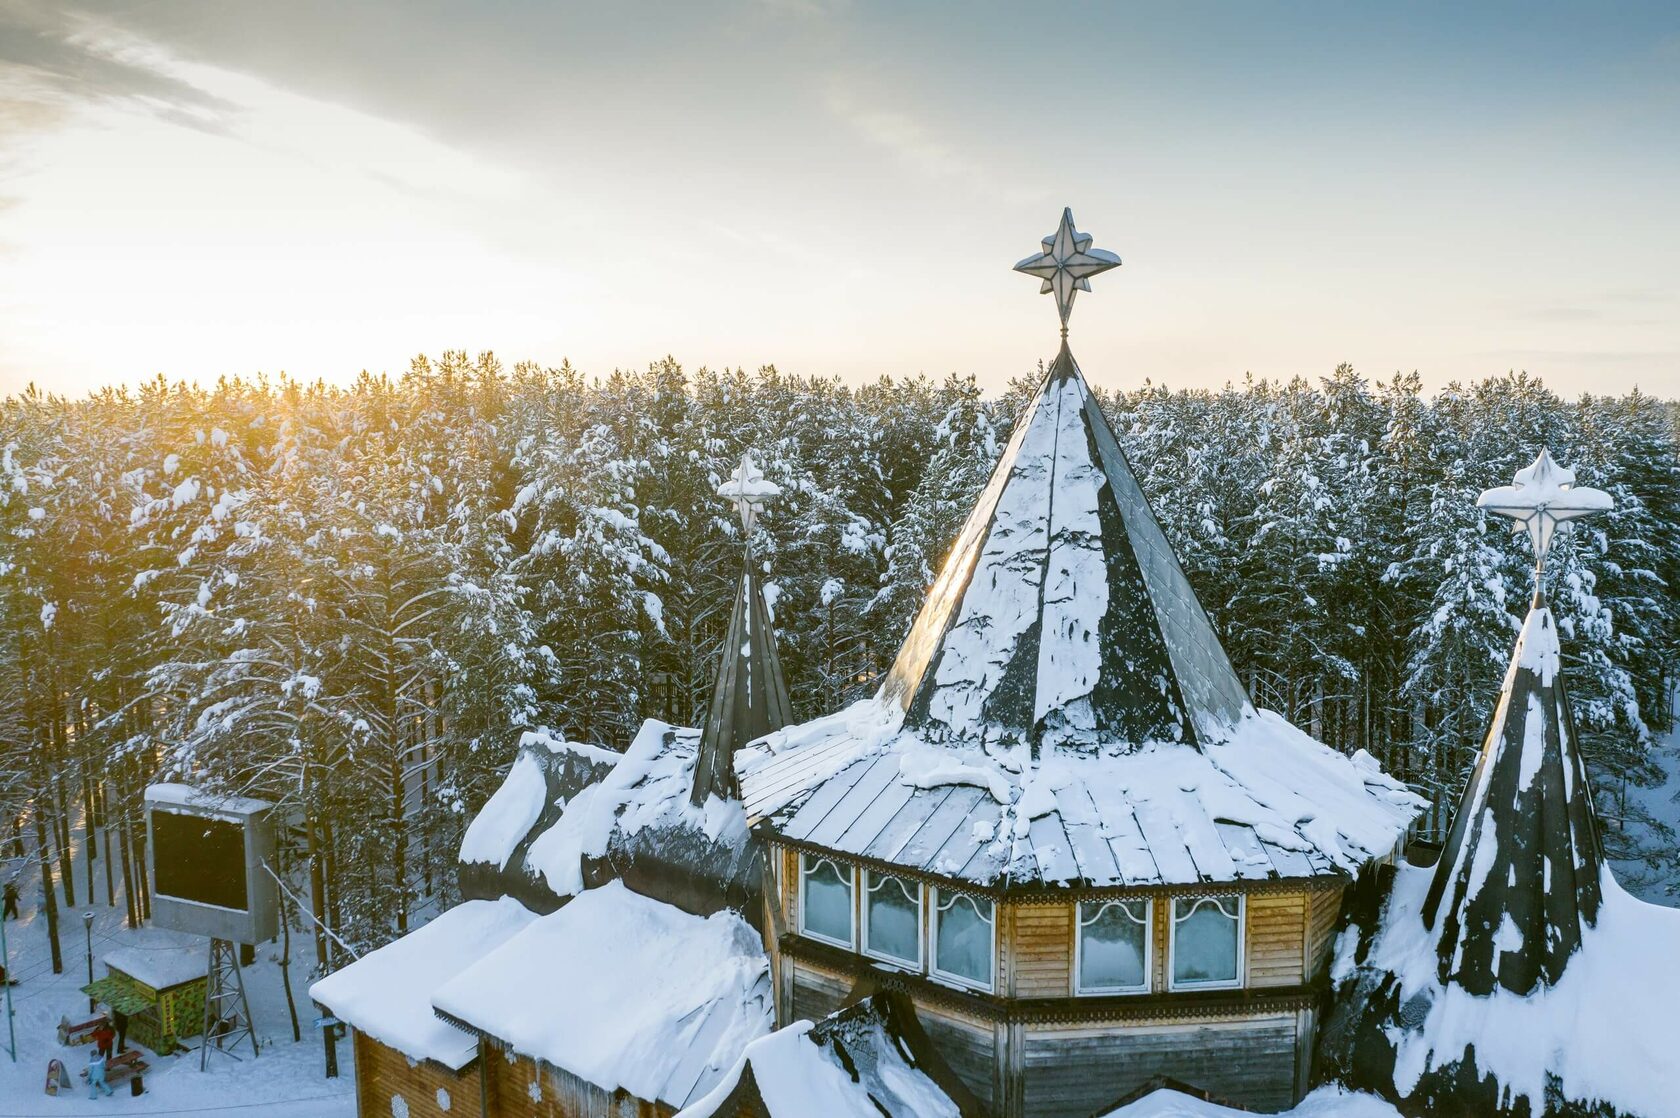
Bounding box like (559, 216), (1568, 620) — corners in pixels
(200, 938), (258, 1069)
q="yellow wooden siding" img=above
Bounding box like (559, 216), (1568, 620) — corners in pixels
(1011, 903), (1073, 997)
(1305, 886), (1343, 979)
(1244, 892), (1306, 988)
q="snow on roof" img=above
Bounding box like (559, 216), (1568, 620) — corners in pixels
(1344, 863), (1680, 1118)
(432, 881), (772, 1110)
(520, 720), (747, 899)
(458, 749), (552, 868)
(145, 782), (271, 820)
(309, 898), (536, 1070)
(1098, 1085), (1401, 1118)
(103, 945), (207, 991)
(677, 1001), (960, 1118)
(738, 699), (1421, 887)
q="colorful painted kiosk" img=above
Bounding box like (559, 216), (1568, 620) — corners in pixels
(82, 946), (209, 1055)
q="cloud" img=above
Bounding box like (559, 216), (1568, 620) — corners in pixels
(0, 2), (236, 140)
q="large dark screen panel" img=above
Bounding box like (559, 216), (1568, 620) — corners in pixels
(153, 810), (248, 910)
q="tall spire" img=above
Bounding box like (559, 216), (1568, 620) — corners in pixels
(1422, 450), (1611, 995)
(691, 455), (793, 806)
(880, 210), (1249, 757)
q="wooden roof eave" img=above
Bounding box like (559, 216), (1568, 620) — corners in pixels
(765, 830), (1350, 902)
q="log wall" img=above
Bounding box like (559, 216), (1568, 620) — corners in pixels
(482, 1050), (674, 1118)
(353, 1030), (484, 1118)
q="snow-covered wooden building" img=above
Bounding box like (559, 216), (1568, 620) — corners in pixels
(733, 212), (1422, 1117)
(315, 210), (1427, 1118)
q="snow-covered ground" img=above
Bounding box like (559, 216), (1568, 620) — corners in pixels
(0, 842), (354, 1118)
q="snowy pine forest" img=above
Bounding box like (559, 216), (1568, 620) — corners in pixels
(2, 352), (1676, 972)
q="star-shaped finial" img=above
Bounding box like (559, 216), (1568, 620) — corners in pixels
(1014, 207), (1121, 334)
(717, 453), (781, 535)
(1477, 449), (1612, 573)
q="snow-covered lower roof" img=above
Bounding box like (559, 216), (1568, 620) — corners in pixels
(308, 898), (536, 1070)
(459, 721), (757, 915)
(738, 699), (1421, 888)
(1099, 1085), (1401, 1118)
(103, 945), (207, 991)
(1333, 864), (1680, 1118)
(677, 997), (964, 1118)
(431, 881), (773, 1110)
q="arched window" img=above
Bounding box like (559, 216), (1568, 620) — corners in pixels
(931, 890), (994, 991)
(863, 871), (922, 967)
(1077, 899), (1151, 994)
(1170, 895), (1243, 990)
(799, 855), (855, 947)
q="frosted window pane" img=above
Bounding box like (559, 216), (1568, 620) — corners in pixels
(935, 893), (993, 987)
(1173, 897), (1239, 986)
(866, 874), (920, 964)
(802, 858), (852, 944)
(1079, 900), (1148, 991)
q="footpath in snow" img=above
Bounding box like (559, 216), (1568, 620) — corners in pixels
(0, 835), (354, 1118)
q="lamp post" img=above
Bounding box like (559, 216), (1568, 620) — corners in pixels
(83, 911), (95, 1014)
(1, 898), (16, 1061)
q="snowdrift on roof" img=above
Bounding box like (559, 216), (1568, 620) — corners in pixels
(676, 994), (976, 1118)
(432, 880), (773, 1110)
(308, 897), (536, 1069)
(458, 720), (759, 918)
(737, 698), (1421, 888)
(1099, 1085), (1402, 1118)
(1319, 864), (1680, 1118)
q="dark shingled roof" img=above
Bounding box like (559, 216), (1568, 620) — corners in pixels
(1421, 590), (1603, 996)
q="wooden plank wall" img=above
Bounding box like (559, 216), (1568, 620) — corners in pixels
(1245, 892), (1306, 988)
(789, 961), (849, 1023)
(1304, 886), (1343, 978)
(354, 1030), (483, 1118)
(917, 1001), (998, 1112)
(1010, 903), (1072, 997)
(1022, 1014), (1300, 1118)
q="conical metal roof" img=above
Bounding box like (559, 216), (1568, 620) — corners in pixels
(878, 341), (1251, 756)
(1421, 591), (1603, 996)
(691, 562), (794, 805)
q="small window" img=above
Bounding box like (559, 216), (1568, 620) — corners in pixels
(1170, 895), (1242, 990)
(931, 890), (994, 991)
(799, 855), (854, 947)
(863, 871), (922, 967)
(1077, 899), (1151, 994)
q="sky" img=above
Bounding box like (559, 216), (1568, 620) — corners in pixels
(1, 1), (1677, 400)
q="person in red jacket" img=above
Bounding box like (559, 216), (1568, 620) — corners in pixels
(91, 1019), (115, 1060)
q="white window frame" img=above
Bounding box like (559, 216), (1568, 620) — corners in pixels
(1074, 898), (1153, 996)
(1167, 893), (1245, 992)
(928, 888), (996, 993)
(862, 870), (923, 970)
(797, 853), (856, 950)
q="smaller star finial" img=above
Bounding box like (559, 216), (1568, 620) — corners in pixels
(717, 453), (781, 536)
(1014, 207), (1121, 335)
(1477, 449), (1612, 575)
